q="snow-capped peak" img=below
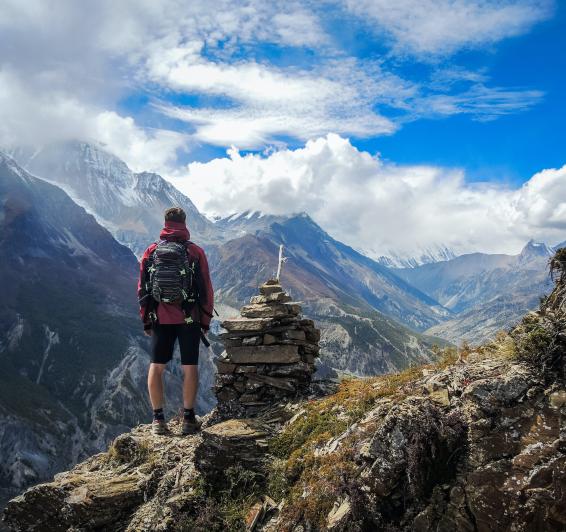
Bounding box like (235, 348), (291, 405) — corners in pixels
(518, 239), (553, 264)
(373, 244), (457, 269)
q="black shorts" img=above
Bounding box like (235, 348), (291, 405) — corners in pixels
(150, 324), (201, 365)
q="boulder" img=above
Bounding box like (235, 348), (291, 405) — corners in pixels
(241, 304), (291, 318)
(195, 419), (271, 487)
(250, 292), (292, 304)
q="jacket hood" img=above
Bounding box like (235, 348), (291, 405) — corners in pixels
(159, 220), (190, 242)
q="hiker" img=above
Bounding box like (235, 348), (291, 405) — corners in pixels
(138, 207), (214, 435)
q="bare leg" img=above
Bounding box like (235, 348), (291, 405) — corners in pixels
(183, 365), (199, 410)
(148, 363), (166, 410)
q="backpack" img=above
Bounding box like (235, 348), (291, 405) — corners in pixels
(147, 240), (197, 318)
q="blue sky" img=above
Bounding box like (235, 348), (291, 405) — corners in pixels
(112, 0), (564, 185)
(370, 5), (566, 185)
(1, 0), (565, 257)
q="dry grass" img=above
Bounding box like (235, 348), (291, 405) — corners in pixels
(267, 364), (426, 528)
(277, 440), (362, 531)
(266, 334), (525, 528)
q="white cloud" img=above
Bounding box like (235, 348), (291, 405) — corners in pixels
(0, 0), (333, 151)
(343, 0), (554, 57)
(0, 0), (550, 152)
(410, 84), (544, 122)
(514, 167), (566, 232)
(91, 112), (187, 173)
(0, 68), (186, 174)
(168, 134), (566, 256)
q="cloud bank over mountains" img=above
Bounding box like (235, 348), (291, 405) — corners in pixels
(170, 134), (566, 257)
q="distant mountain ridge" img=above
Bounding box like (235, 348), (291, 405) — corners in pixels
(375, 244), (457, 269)
(12, 142), (220, 256)
(209, 213), (450, 375)
(398, 240), (555, 343)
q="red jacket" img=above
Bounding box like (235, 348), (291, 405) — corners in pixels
(137, 221), (214, 330)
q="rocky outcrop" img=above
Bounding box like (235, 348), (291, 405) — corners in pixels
(5, 342), (563, 531)
(195, 418), (272, 487)
(4, 258), (566, 531)
(214, 280), (320, 419)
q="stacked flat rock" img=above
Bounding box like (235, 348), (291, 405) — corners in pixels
(215, 279), (321, 418)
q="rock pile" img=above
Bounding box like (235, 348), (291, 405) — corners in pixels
(215, 279), (320, 418)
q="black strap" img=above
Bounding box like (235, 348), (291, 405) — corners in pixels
(142, 295), (158, 324)
(197, 301), (214, 318)
(200, 330), (210, 348)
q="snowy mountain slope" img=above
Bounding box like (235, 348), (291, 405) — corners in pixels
(374, 244), (457, 269)
(12, 142), (220, 256)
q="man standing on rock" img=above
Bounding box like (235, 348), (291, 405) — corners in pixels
(138, 207), (214, 435)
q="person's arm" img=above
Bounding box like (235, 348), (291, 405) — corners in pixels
(196, 247), (214, 331)
(138, 245), (155, 332)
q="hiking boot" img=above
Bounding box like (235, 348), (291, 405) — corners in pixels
(152, 419), (168, 435)
(182, 415), (201, 435)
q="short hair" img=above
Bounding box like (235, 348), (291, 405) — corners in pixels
(164, 207), (186, 223)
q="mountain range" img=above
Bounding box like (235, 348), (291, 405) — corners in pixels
(375, 243), (457, 269)
(13, 142), (450, 375)
(397, 240), (555, 343)
(10, 142), (219, 257)
(0, 140), (560, 507)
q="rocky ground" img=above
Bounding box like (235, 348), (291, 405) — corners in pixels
(3, 256), (566, 531)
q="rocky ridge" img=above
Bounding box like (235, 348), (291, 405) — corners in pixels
(214, 280), (321, 420)
(4, 261), (566, 530)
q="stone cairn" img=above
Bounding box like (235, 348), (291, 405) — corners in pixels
(214, 279), (321, 418)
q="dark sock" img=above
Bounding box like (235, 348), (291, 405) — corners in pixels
(184, 408), (195, 421)
(153, 408), (164, 421)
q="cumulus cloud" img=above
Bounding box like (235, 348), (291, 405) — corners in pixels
(168, 134), (566, 257)
(343, 0), (554, 57)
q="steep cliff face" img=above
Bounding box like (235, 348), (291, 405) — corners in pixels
(5, 254), (565, 531)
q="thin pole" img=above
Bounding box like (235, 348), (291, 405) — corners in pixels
(276, 244), (284, 281)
